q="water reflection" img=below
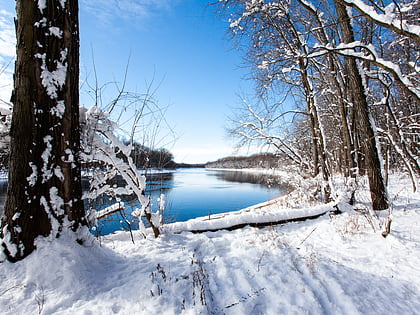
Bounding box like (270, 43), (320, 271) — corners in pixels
(145, 172), (175, 193)
(85, 171), (175, 236)
(208, 170), (286, 189)
(0, 169), (286, 236)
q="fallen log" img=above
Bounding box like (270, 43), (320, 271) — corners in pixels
(188, 210), (333, 233)
(167, 199), (345, 234)
(95, 202), (125, 221)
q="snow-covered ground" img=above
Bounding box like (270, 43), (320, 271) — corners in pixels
(1, 173), (419, 314)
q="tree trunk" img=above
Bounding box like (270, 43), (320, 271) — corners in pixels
(335, 0), (388, 210)
(1, 0), (85, 261)
(298, 0), (356, 179)
(299, 58), (332, 202)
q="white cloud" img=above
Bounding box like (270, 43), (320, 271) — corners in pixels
(0, 10), (15, 59)
(80, 0), (176, 24)
(0, 9), (15, 105)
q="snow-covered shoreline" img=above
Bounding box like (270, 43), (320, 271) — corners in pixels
(166, 197), (337, 233)
(1, 173), (419, 314)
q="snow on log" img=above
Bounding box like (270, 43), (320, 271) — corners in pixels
(167, 198), (341, 234)
(95, 202), (125, 221)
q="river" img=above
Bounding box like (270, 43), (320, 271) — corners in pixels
(0, 168), (288, 235)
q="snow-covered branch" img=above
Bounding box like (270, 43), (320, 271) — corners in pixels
(311, 42), (420, 103)
(339, 0), (420, 43)
(80, 106), (161, 237)
(234, 105), (311, 170)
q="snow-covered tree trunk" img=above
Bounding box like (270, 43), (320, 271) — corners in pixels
(299, 58), (332, 202)
(1, 0), (86, 261)
(297, 0), (356, 178)
(334, 0), (389, 210)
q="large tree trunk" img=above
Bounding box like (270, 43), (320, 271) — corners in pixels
(335, 0), (388, 210)
(1, 0), (85, 261)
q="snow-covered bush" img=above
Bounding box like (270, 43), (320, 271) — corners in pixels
(79, 106), (161, 237)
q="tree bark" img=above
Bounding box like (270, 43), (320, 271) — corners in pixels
(299, 58), (332, 202)
(298, 0), (356, 178)
(334, 0), (388, 210)
(1, 0), (85, 261)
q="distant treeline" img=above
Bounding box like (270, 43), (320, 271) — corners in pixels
(175, 163), (206, 168)
(0, 138), (202, 170)
(130, 143), (205, 169)
(130, 143), (176, 169)
(205, 153), (280, 169)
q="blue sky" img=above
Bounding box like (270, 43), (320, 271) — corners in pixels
(1, 0), (254, 163)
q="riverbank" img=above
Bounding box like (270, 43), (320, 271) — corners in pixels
(0, 168), (283, 227)
(1, 172), (419, 314)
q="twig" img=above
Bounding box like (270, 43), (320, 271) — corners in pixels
(257, 250), (267, 272)
(0, 284), (25, 297)
(297, 227), (317, 249)
(382, 217), (392, 238)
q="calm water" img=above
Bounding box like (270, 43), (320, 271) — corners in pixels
(94, 168), (286, 235)
(0, 169), (288, 235)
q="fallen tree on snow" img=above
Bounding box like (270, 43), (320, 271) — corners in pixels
(166, 197), (346, 234)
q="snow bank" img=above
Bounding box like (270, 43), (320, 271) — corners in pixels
(162, 167), (336, 233)
(1, 173), (419, 314)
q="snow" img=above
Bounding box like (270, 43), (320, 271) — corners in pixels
(166, 199), (337, 233)
(95, 202), (125, 221)
(34, 18), (48, 28)
(1, 173), (419, 314)
(59, 0), (67, 9)
(311, 41), (420, 101)
(41, 135), (53, 183)
(80, 106), (158, 234)
(49, 187), (64, 215)
(48, 27), (63, 39)
(35, 49), (68, 100)
(27, 162), (38, 187)
(50, 100), (65, 118)
(1, 225), (18, 258)
(342, 0), (420, 39)
(37, 0), (47, 13)
(53, 166), (64, 181)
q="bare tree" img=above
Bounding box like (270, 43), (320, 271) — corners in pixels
(221, 0), (336, 201)
(333, 0), (389, 210)
(217, 0), (420, 209)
